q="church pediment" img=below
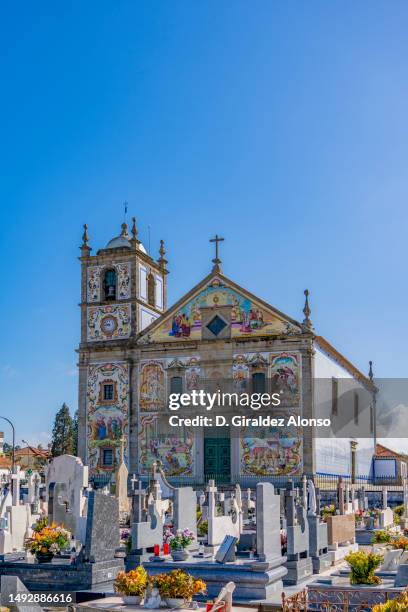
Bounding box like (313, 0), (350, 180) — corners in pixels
(138, 272), (302, 344)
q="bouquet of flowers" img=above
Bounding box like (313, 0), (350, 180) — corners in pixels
(152, 569), (206, 601)
(322, 504), (336, 521)
(164, 528), (195, 551)
(114, 567), (148, 597)
(25, 522), (70, 556)
(120, 528), (132, 553)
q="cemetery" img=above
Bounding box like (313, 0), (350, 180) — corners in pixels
(0, 456), (408, 610)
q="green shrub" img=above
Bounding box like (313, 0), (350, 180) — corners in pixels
(198, 520), (208, 537)
(345, 551), (383, 585)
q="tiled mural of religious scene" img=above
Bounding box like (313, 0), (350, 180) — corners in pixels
(269, 352), (301, 406)
(86, 362), (129, 475)
(138, 414), (194, 477)
(240, 421), (303, 476)
(87, 303), (131, 341)
(149, 278), (299, 342)
(232, 351), (301, 405)
(139, 361), (166, 411)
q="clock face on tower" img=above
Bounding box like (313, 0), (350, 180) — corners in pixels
(87, 304), (131, 341)
(101, 315), (118, 336)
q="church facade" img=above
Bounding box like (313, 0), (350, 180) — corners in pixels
(77, 221), (376, 485)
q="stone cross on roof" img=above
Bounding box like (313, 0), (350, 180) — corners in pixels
(210, 235), (224, 272)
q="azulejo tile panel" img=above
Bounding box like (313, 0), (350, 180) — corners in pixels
(138, 413), (194, 477)
(87, 304), (131, 341)
(149, 278), (301, 342)
(116, 262), (131, 299)
(86, 262), (131, 303)
(232, 351), (303, 476)
(87, 266), (101, 302)
(86, 362), (129, 475)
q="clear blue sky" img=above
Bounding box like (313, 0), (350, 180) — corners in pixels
(1, 2), (407, 447)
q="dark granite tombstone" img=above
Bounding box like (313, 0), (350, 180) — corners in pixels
(0, 491), (124, 591)
(84, 491), (120, 562)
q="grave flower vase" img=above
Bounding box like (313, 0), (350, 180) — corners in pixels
(170, 548), (189, 561)
(36, 551), (54, 563)
(122, 595), (144, 605)
(165, 598), (186, 608)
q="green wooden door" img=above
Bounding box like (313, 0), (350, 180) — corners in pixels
(204, 438), (231, 481)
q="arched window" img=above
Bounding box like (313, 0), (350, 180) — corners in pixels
(170, 376), (183, 395)
(104, 269), (117, 300)
(147, 272), (156, 306)
(252, 372), (266, 394)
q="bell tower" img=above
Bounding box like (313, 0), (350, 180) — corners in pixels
(77, 218), (168, 478)
(79, 218), (168, 345)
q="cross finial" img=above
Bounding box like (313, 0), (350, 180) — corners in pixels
(123, 201), (128, 222)
(209, 234), (224, 272)
(302, 289), (313, 330)
(81, 224), (91, 253)
(368, 360), (374, 381)
(158, 239), (168, 271)
(131, 217), (137, 240)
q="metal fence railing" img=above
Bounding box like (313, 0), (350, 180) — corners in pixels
(90, 471), (404, 492)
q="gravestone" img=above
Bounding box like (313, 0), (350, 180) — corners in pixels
(46, 455), (88, 543)
(0, 470), (31, 556)
(207, 480), (241, 551)
(114, 438), (130, 519)
(326, 514), (358, 564)
(126, 478), (163, 569)
(26, 472), (41, 514)
(378, 486), (394, 528)
(283, 482), (313, 585)
(344, 483), (353, 515)
(256, 482), (282, 562)
(84, 490), (121, 562)
(241, 488), (255, 521)
(143, 462), (197, 544)
(173, 486), (197, 546)
(306, 480), (330, 573)
(357, 486), (368, 512)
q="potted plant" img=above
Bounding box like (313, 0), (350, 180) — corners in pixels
(345, 551), (383, 585)
(24, 522), (70, 563)
(152, 569), (206, 608)
(113, 567), (148, 605)
(164, 528), (195, 561)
